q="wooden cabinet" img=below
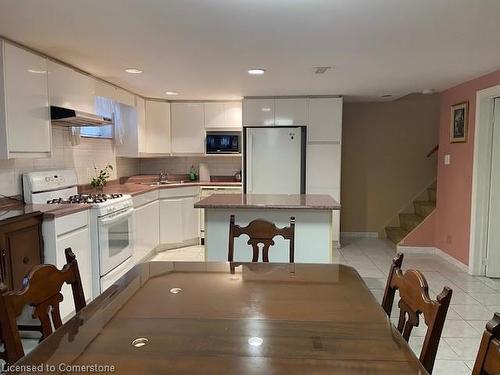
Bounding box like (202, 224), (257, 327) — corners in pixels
(204, 102), (242, 129)
(275, 98), (308, 126)
(242, 98), (275, 126)
(145, 100), (171, 154)
(0, 213), (43, 291)
(0, 41), (51, 159)
(308, 97), (343, 142)
(48, 60), (95, 113)
(171, 102), (205, 154)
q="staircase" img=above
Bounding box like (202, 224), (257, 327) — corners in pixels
(385, 185), (436, 245)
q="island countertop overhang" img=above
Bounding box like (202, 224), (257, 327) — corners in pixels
(194, 194), (341, 210)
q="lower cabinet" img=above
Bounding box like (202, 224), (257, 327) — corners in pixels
(133, 200), (160, 263)
(159, 187), (200, 248)
(0, 213), (43, 291)
(159, 199), (184, 245)
(42, 211), (92, 321)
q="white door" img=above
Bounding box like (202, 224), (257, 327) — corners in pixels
(145, 100), (171, 154)
(160, 199), (184, 244)
(486, 98), (500, 277)
(246, 127), (303, 194)
(275, 98), (308, 126)
(243, 99), (275, 126)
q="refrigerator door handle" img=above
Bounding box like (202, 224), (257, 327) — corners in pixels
(247, 133), (253, 193)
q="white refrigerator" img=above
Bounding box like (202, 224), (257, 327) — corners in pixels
(244, 126), (306, 194)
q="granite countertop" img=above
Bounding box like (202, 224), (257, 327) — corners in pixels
(194, 194), (341, 210)
(0, 176), (243, 220)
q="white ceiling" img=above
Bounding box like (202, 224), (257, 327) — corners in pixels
(0, 0), (499, 101)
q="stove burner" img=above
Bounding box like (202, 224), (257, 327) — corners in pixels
(46, 193), (123, 205)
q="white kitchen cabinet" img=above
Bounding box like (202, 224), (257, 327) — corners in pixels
(137, 96), (147, 153)
(182, 196), (200, 240)
(275, 98), (308, 126)
(171, 102), (205, 154)
(0, 41), (51, 159)
(243, 99), (275, 126)
(134, 200), (160, 262)
(95, 80), (135, 107)
(55, 226), (92, 320)
(145, 100), (171, 154)
(116, 96), (147, 157)
(204, 102), (242, 129)
(42, 211), (92, 321)
(308, 97), (343, 142)
(160, 199), (184, 245)
(48, 60), (95, 113)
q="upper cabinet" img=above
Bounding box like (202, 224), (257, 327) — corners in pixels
(48, 60), (95, 113)
(242, 99), (275, 126)
(0, 41), (51, 159)
(275, 98), (308, 126)
(95, 80), (134, 107)
(171, 103), (205, 154)
(204, 102), (242, 129)
(145, 100), (171, 154)
(308, 97), (343, 142)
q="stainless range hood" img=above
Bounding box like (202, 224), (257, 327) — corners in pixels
(50, 106), (113, 127)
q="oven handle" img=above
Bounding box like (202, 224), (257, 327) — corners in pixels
(99, 207), (134, 225)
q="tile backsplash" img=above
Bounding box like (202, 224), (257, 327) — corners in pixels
(0, 127), (139, 197)
(139, 156), (242, 177)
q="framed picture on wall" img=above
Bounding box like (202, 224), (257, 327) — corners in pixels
(450, 101), (468, 143)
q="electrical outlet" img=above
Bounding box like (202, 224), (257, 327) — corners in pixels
(444, 154), (451, 165)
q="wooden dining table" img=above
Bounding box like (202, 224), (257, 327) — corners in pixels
(10, 262), (428, 374)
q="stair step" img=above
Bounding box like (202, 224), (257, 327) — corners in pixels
(385, 226), (408, 245)
(413, 200), (435, 218)
(399, 213), (423, 232)
(428, 188), (437, 203)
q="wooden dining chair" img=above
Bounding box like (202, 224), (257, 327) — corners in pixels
(0, 248), (86, 364)
(472, 313), (500, 375)
(381, 253), (453, 374)
(228, 215), (295, 263)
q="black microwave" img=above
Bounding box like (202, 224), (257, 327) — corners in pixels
(206, 132), (241, 154)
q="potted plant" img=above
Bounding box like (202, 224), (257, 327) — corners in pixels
(90, 164), (113, 192)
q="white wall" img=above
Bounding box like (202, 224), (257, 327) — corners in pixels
(0, 127), (139, 197)
(139, 156), (242, 177)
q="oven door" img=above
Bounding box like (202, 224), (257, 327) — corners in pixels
(98, 207), (134, 276)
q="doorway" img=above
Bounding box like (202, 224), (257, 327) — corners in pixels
(486, 98), (500, 277)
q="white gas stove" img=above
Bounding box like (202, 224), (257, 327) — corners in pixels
(23, 169), (135, 298)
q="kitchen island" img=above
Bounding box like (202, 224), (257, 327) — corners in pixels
(195, 194), (340, 263)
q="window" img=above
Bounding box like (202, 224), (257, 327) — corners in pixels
(79, 96), (115, 139)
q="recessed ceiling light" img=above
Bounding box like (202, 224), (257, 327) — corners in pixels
(248, 68), (265, 75)
(165, 91), (179, 96)
(422, 89), (436, 95)
(125, 68), (143, 74)
(170, 287), (182, 294)
(381, 94), (393, 98)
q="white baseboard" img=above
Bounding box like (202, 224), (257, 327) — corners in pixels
(397, 245), (469, 273)
(341, 232), (379, 238)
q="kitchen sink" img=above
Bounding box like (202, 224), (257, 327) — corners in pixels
(146, 180), (189, 186)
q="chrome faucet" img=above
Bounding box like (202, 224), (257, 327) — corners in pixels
(158, 170), (168, 183)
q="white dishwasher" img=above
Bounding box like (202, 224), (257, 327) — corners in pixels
(199, 185), (242, 241)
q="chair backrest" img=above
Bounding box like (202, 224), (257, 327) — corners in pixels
(472, 313), (500, 375)
(0, 248), (86, 364)
(381, 253), (452, 374)
(228, 215), (295, 263)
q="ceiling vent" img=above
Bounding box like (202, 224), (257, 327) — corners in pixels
(314, 66), (332, 74)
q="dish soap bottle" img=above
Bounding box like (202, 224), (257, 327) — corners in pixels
(189, 165), (197, 181)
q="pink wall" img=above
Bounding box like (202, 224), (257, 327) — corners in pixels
(435, 69), (500, 265)
(401, 210), (436, 247)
